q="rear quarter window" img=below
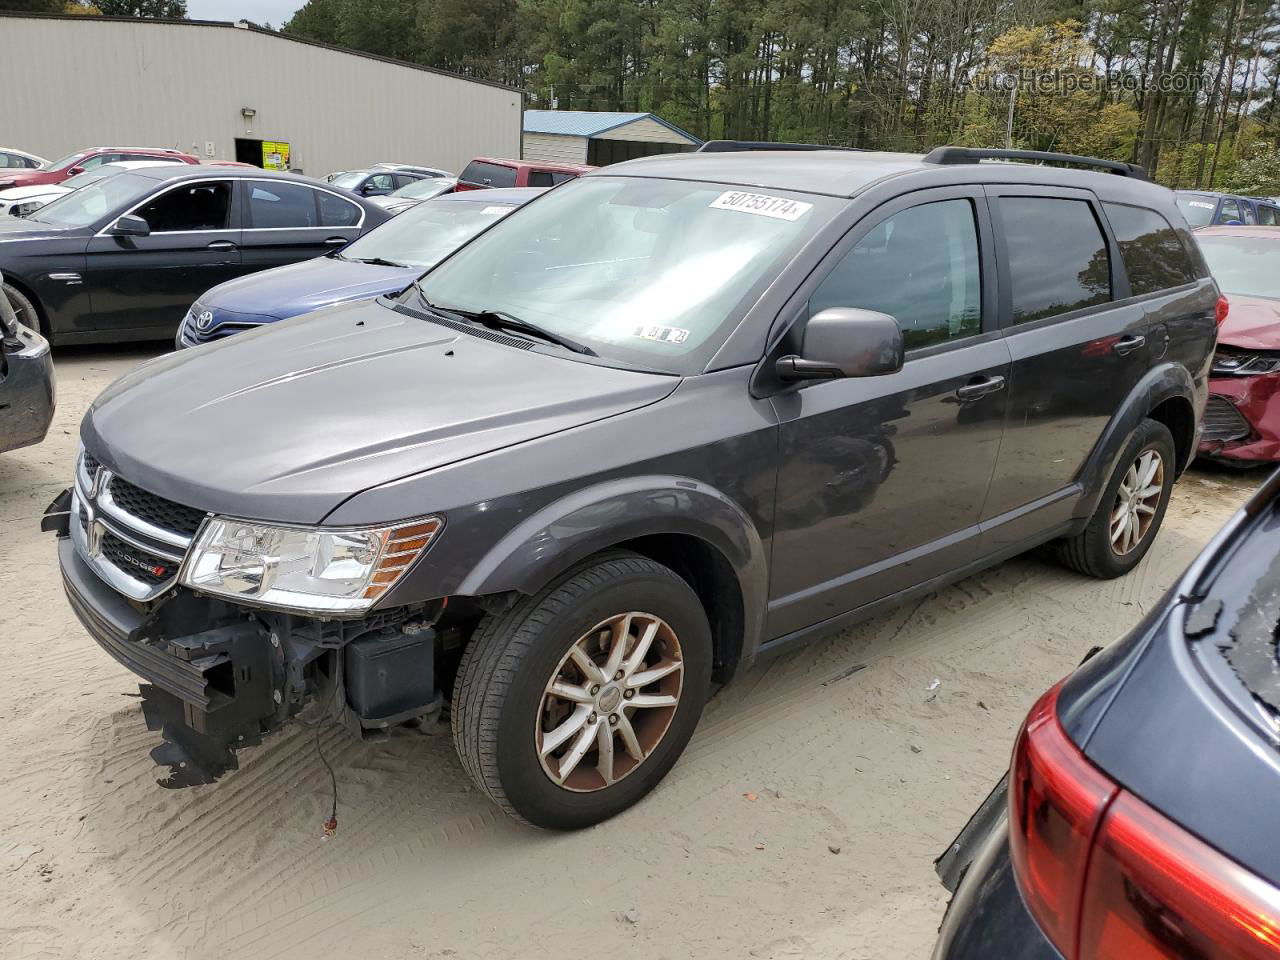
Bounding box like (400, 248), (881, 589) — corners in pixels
(997, 196), (1111, 324)
(461, 161), (518, 188)
(1103, 203), (1198, 296)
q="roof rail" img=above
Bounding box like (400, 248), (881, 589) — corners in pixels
(697, 140), (865, 153)
(923, 146), (1148, 180)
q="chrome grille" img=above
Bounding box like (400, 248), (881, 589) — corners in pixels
(1201, 396), (1252, 443)
(72, 450), (206, 601)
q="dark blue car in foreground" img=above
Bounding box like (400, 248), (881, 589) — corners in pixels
(935, 468), (1280, 958)
(176, 187), (543, 348)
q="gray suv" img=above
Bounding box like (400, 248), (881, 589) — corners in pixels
(46, 145), (1220, 829)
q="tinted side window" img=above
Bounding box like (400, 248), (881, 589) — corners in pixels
(0, 154), (15, 169)
(810, 197), (982, 350)
(460, 161), (518, 188)
(527, 170), (555, 188)
(550, 171), (577, 185)
(998, 197), (1109, 324)
(1242, 201), (1258, 224)
(136, 181), (232, 232)
(1103, 203), (1197, 296)
(1219, 198), (1242, 223)
(1260, 205), (1277, 226)
(248, 182), (318, 228)
(317, 190), (361, 227)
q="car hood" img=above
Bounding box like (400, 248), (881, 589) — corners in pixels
(0, 184), (65, 202)
(201, 256), (419, 320)
(0, 216), (80, 241)
(0, 170), (55, 189)
(1219, 293), (1280, 350)
(83, 299), (679, 524)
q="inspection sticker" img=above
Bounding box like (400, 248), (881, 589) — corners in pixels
(710, 190), (812, 221)
(1187, 200), (1215, 209)
(632, 324), (690, 344)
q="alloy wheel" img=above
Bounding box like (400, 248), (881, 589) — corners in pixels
(1110, 449), (1164, 556)
(537, 612), (684, 792)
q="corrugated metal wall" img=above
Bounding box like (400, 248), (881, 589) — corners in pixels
(521, 132), (588, 164)
(0, 16), (522, 177)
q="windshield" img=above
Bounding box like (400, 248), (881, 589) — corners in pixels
(391, 178), (455, 200)
(27, 172), (155, 227)
(342, 198), (518, 268)
(411, 176), (835, 373)
(330, 172), (366, 190)
(60, 168), (116, 190)
(1196, 234), (1280, 299)
(46, 152), (87, 172)
(1177, 194), (1218, 228)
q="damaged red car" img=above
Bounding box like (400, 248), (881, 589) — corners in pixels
(1195, 225), (1280, 465)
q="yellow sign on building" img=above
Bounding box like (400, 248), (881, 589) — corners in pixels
(262, 141), (291, 171)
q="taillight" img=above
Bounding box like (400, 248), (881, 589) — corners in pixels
(1009, 682), (1280, 958)
(1009, 683), (1119, 957)
(1217, 295), (1230, 327)
(1078, 792), (1280, 958)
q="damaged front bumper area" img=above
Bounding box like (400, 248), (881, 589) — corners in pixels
(49, 491), (443, 786)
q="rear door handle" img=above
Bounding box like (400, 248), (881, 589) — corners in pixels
(206, 240), (237, 251)
(1112, 334), (1146, 356)
(324, 237), (348, 246)
(955, 375), (1006, 401)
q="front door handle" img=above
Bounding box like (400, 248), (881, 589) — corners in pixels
(955, 375), (1006, 401)
(206, 240), (237, 251)
(324, 237), (348, 246)
(1112, 334), (1146, 356)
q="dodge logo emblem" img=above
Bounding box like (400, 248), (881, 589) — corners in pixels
(195, 310), (215, 331)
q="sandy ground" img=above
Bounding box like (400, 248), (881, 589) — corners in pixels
(0, 344), (1265, 960)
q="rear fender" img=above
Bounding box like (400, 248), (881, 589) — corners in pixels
(454, 474), (770, 664)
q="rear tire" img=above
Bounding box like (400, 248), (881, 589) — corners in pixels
(2, 283), (42, 338)
(451, 553), (712, 829)
(1056, 419), (1175, 579)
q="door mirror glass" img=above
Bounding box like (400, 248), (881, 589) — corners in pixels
(111, 213), (151, 237)
(67, 166), (84, 176)
(777, 307), (904, 381)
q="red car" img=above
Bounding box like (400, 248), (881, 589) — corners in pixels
(455, 156), (594, 191)
(1195, 225), (1280, 465)
(0, 146), (199, 190)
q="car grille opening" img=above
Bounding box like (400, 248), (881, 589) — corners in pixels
(107, 476), (207, 538)
(1202, 396), (1252, 443)
(99, 531), (177, 586)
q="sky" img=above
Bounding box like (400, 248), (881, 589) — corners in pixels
(186, 0), (303, 28)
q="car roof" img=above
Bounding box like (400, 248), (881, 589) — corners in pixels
(128, 166), (343, 188)
(467, 157), (596, 173)
(430, 187), (547, 205)
(595, 148), (1178, 201)
(1194, 225), (1280, 239)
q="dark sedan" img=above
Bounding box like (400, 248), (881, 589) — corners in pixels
(0, 167), (390, 344)
(934, 469), (1280, 959)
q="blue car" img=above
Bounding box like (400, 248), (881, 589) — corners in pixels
(1176, 190), (1280, 227)
(934, 468), (1280, 959)
(176, 187), (544, 348)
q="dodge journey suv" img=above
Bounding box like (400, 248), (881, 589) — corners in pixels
(47, 145), (1220, 829)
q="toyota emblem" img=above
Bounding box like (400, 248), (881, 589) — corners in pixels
(195, 310), (215, 331)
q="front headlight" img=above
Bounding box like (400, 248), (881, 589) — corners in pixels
(13, 200), (41, 218)
(181, 516), (442, 614)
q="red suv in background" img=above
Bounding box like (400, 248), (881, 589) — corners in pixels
(455, 156), (594, 191)
(0, 147), (198, 190)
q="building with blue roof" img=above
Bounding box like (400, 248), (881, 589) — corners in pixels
(522, 110), (702, 166)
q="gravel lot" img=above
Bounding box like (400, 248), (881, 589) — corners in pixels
(1, 345), (1264, 960)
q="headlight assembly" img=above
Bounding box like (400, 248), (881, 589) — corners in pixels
(181, 516), (442, 614)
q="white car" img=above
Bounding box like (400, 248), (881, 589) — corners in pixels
(373, 162), (453, 179)
(0, 159), (183, 217)
(0, 147), (48, 173)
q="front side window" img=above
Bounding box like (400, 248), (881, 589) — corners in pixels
(1103, 203), (1197, 296)
(46, 152), (87, 172)
(1195, 234), (1280, 299)
(1243, 201), (1258, 224)
(79, 154), (118, 170)
(135, 181), (232, 232)
(810, 198), (982, 350)
(413, 176), (838, 373)
(1219, 199), (1242, 224)
(248, 182), (318, 228)
(318, 190), (362, 226)
(998, 197), (1110, 324)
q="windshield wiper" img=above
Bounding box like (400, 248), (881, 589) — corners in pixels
(347, 255), (412, 268)
(413, 291), (596, 356)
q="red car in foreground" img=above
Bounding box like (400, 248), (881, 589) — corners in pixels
(1195, 225), (1280, 465)
(0, 146), (198, 190)
(455, 156), (594, 191)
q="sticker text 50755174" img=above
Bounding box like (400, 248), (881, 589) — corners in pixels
(709, 191), (813, 222)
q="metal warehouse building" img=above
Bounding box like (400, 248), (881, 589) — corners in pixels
(0, 13), (522, 177)
(522, 111), (702, 166)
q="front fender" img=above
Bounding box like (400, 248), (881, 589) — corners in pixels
(454, 474), (770, 661)
(1074, 361), (1197, 522)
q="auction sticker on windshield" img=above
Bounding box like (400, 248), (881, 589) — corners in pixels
(1187, 201), (1215, 209)
(710, 191), (812, 221)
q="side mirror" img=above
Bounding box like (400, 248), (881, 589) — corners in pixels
(111, 214), (151, 237)
(67, 166), (84, 176)
(776, 307), (904, 381)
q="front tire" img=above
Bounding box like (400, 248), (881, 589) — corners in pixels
(1056, 418), (1175, 578)
(2, 283), (41, 337)
(451, 553), (712, 829)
